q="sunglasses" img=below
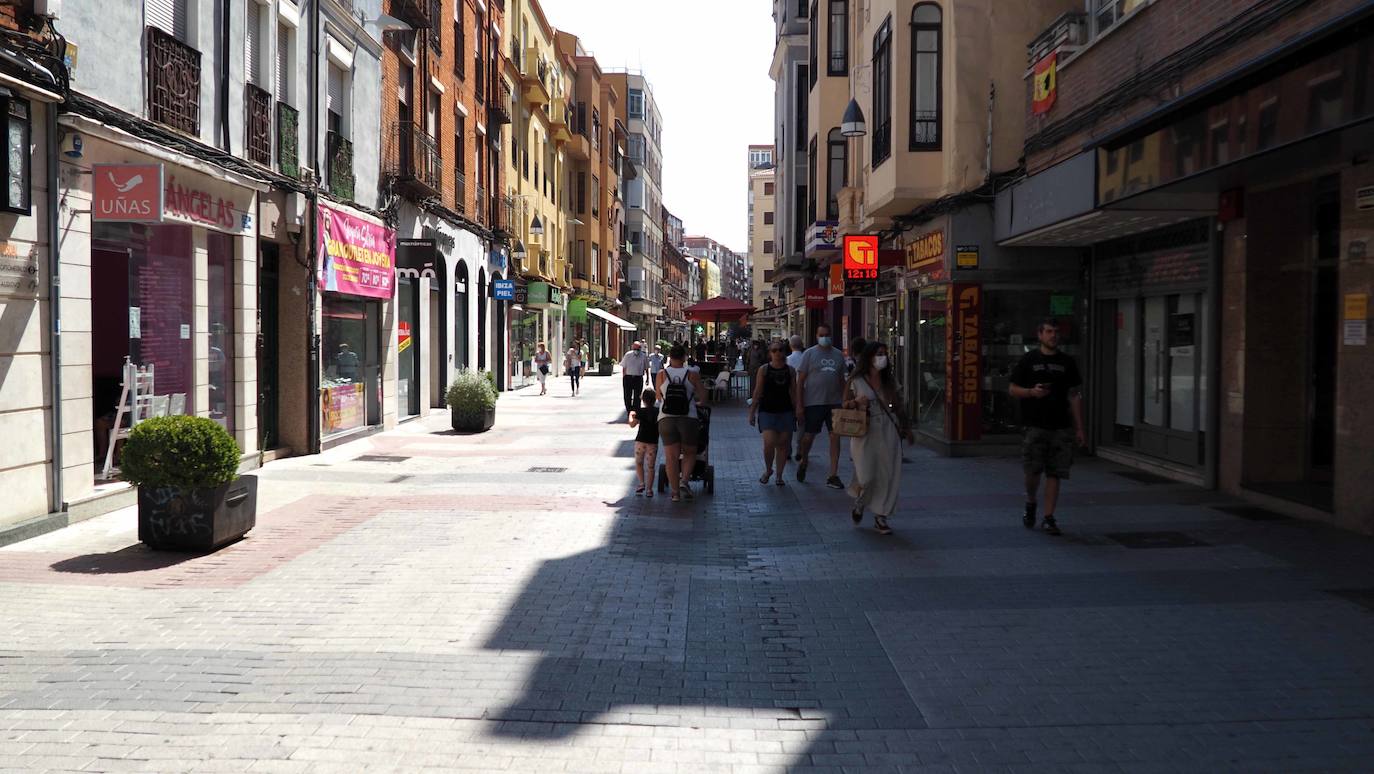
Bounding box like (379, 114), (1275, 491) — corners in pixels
(768, 348), (783, 353)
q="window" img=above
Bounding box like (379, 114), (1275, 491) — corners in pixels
(327, 63), (348, 137)
(456, 114), (466, 173)
(807, 136), (817, 223)
(1, 95), (31, 214)
(146, 0), (189, 43)
(797, 0), (808, 18)
(826, 128), (846, 220)
(828, 0), (848, 75)
(808, 0), (818, 89)
(1092, 0), (1147, 36)
(871, 16), (892, 166)
(245, 1), (264, 86)
(275, 22), (292, 102)
(795, 64), (809, 145)
(577, 172), (586, 214)
(628, 89), (645, 119)
(765, 181), (775, 196)
(454, 0), (465, 79)
(592, 175), (600, 218)
(910, 4), (941, 150)
(764, 240), (774, 254)
(764, 211), (774, 225)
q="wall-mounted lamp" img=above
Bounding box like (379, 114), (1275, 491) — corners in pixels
(512, 240), (528, 262)
(841, 99), (867, 138)
(530, 214), (544, 237)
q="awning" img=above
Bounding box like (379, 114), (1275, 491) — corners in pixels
(588, 307), (637, 331)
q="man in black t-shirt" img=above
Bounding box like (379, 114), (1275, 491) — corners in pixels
(1009, 319), (1085, 536)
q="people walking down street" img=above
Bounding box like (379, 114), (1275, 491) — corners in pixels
(786, 335), (805, 371)
(565, 347), (584, 397)
(620, 341), (649, 413)
(533, 342), (552, 396)
(795, 325), (848, 489)
(1009, 319), (1085, 536)
(655, 344), (707, 502)
(629, 388), (659, 498)
(846, 336), (868, 375)
(578, 338), (590, 372)
(747, 339), (767, 394)
(844, 342), (913, 535)
(648, 344), (666, 381)
(748, 339), (802, 486)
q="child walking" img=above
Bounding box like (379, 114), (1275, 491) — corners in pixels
(629, 388), (659, 497)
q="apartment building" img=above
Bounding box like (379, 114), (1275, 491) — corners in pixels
(685, 236), (747, 305)
(770, 1), (811, 335)
(995, 0), (1374, 530)
(606, 71), (664, 343)
(556, 30), (634, 363)
(747, 148), (780, 339)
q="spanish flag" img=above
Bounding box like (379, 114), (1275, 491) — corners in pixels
(1032, 52), (1057, 115)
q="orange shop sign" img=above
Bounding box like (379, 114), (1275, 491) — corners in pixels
(93, 163), (164, 222)
(842, 235), (880, 281)
(907, 229), (945, 272)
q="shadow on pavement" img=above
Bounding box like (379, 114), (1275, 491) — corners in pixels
(50, 544), (201, 574)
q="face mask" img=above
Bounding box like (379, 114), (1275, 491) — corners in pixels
(874, 356), (889, 370)
(818, 337), (832, 347)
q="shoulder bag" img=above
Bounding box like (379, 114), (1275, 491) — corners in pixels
(831, 379), (869, 437)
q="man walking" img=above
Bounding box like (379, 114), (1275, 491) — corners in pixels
(620, 341), (649, 414)
(648, 344), (666, 383)
(1009, 319), (1085, 536)
(785, 335), (805, 370)
(795, 325), (847, 488)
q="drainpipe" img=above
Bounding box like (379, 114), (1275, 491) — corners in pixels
(221, 0), (231, 152)
(46, 102), (63, 515)
(306, 0), (321, 454)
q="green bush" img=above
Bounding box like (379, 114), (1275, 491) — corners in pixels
(119, 416), (241, 490)
(447, 369), (498, 420)
(483, 370), (500, 400)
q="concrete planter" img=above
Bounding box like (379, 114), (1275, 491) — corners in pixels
(451, 407), (496, 433)
(137, 475), (258, 552)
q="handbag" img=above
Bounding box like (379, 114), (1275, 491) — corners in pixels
(539, 364), (550, 375)
(831, 407), (869, 438)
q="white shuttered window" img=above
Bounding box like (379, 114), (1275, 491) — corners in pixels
(327, 64), (345, 122)
(275, 22), (290, 101)
(146, 0), (189, 42)
(245, 2), (262, 86)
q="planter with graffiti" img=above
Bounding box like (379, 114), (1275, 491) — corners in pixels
(119, 416), (257, 552)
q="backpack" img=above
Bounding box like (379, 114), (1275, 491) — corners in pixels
(663, 370), (691, 415)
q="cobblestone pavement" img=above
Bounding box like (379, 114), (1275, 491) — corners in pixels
(3, 373), (1374, 773)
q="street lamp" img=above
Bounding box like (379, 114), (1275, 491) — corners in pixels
(841, 98), (867, 137)
(530, 214), (544, 238)
(512, 240), (527, 262)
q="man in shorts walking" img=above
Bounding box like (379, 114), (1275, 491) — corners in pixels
(795, 325), (847, 488)
(1009, 319), (1085, 535)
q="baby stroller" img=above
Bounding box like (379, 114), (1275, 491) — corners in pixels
(657, 405), (715, 495)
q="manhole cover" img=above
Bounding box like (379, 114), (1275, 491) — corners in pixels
(355, 455), (410, 463)
(1113, 470), (1175, 485)
(1106, 531), (1209, 549)
(527, 467), (567, 473)
(1212, 504), (1289, 521)
(1325, 589), (1374, 612)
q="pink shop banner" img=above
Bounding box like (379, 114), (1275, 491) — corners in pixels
(317, 205), (396, 299)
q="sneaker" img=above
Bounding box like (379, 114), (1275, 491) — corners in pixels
(796, 462), (808, 482)
(1023, 502), (1037, 529)
(1041, 515), (1062, 536)
(826, 476), (844, 490)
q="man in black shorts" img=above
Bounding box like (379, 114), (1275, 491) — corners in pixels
(1009, 319), (1085, 535)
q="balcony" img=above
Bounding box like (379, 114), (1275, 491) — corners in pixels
(495, 194), (513, 237)
(245, 84), (272, 166)
(146, 26), (201, 135)
(520, 47), (550, 109)
(550, 98), (573, 145)
(473, 184), (486, 226)
(387, 0), (433, 30)
(1028, 11), (1088, 66)
(454, 172), (467, 214)
(487, 80), (513, 126)
(277, 102), (299, 179)
(326, 132), (355, 200)
(566, 131), (590, 161)
(384, 121), (442, 200)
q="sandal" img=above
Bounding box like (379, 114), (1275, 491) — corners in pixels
(873, 515), (893, 536)
(645, 490), (654, 499)
(670, 491), (681, 502)
(851, 506), (863, 524)
(635, 485), (645, 496)
(759, 470), (772, 484)
(775, 477), (786, 487)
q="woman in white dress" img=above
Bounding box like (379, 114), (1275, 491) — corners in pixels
(843, 341), (913, 535)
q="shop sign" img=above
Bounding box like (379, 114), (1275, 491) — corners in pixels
(317, 205), (396, 299)
(396, 238), (438, 280)
(528, 281), (550, 306)
(1032, 52), (1057, 115)
(944, 283), (982, 442)
(1345, 292), (1368, 346)
(806, 221), (840, 254)
(93, 163), (164, 222)
(164, 175), (250, 233)
(490, 278), (515, 300)
(907, 229), (947, 286)
(569, 299), (588, 322)
(1168, 313), (1195, 356)
(843, 235), (879, 281)
(829, 263), (844, 296)
(549, 286), (565, 306)
(0, 242), (38, 296)
(1358, 186), (1374, 211)
(955, 245), (979, 270)
(1050, 294), (1075, 315)
(398, 320), (413, 353)
(321, 383), (365, 435)
(805, 287), (827, 310)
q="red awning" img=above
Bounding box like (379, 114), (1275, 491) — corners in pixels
(684, 296), (756, 322)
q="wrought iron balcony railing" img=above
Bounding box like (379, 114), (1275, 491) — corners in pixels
(245, 84), (272, 166)
(146, 26), (201, 135)
(454, 171), (466, 214)
(474, 184), (486, 226)
(384, 121), (442, 199)
(488, 80), (513, 126)
(326, 131), (355, 200)
(277, 102), (299, 178)
(388, 0), (433, 30)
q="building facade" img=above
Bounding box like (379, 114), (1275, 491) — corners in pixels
(995, 0), (1374, 530)
(748, 152), (781, 339)
(605, 71), (663, 344)
(770, 1), (811, 337)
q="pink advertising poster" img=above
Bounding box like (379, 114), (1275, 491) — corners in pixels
(317, 205), (396, 299)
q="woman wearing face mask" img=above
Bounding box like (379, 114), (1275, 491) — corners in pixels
(842, 341), (914, 535)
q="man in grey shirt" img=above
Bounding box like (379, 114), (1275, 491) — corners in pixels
(795, 325), (847, 488)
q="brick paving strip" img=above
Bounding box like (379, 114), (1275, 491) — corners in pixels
(2, 374), (1374, 772)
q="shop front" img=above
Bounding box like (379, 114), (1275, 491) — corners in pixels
(317, 203), (394, 441)
(79, 138), (261, 490)
(902, 209), (1083, 455)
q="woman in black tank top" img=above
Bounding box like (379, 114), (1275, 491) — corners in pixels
(748, 340), (802, 486)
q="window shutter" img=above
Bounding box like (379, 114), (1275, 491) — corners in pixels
(245, 2), (261, 86)
(275, 22), (289, 100)
(327, 65), (344, 115)
(146, 0), (189, 42)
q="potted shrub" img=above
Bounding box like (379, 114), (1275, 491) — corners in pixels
(447, 369), (497, 432)
(483, 369), (500, 399)
(120, 416), (255, 553)
(597, 356), (614, 376)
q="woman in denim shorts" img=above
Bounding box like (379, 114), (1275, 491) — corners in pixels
(748, 340), (802, 486)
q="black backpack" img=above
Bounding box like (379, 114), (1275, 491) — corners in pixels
(663, 371), (691, 415)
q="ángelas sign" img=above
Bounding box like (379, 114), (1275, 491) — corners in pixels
(318, 205), (395, 299)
